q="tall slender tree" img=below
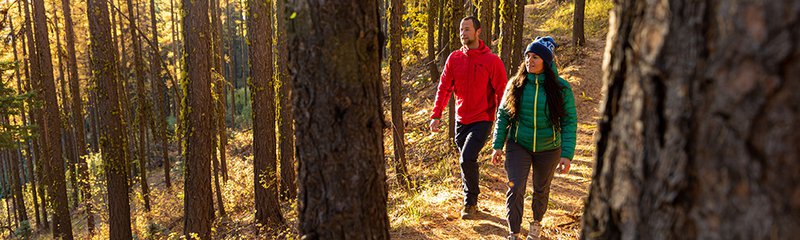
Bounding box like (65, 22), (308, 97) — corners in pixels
(2, 116), (28, 225)
(572, 0), (585, 46)
(182, 0), (214, 235)
(60, 0), (94, 230)
(50, 5), (80, 212)
(447, 0), (463, 140)
(427, 0), (439, 84)
(211, 0), (229, 183)
(479, 0), (494, 49)
(11, 9), (42, 228)
(249, 0), (284, 229)
(31, 0), (74, 234)
(150, 0), (172, 191)
(582, 0), (800, 239)
(125, 0), (151, 211)
(276, 0), (296, 200)
(87, 0), (134, 236)
(21, 0), (48, 229)
(389, 0), (409, 188)
(509, 0), (525, 74)
(288, 0), (389, 238)
(498, 0), (514, 74)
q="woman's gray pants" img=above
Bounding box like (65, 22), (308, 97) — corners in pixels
(504, 140), (561, 234)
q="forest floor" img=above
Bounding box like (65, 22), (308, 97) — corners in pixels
(17, 1), (610, 239)
(384, 2), (608, 239)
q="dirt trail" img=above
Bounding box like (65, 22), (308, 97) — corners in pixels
(390, 35), (606, 239)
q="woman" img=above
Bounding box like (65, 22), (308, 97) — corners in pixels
(490, 36), (577, 240)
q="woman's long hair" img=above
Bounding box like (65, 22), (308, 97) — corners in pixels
(500, 61), (565, 130)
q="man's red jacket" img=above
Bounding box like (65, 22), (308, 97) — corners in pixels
(431, 40), (508, 125)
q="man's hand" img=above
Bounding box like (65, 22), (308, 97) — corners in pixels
(429, 119), (442, 133)
(556, 158), (571, 174)
(491, 149), (504, 165)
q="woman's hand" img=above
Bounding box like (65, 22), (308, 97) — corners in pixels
(556, 158), (571, 174)
(491, 149), (504, 165)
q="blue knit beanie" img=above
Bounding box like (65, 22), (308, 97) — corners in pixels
(525, 36), (558, 64)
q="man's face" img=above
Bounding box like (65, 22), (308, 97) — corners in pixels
(460, 19), (481, 46)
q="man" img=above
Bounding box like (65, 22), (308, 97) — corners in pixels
(430, 16), (508, 219)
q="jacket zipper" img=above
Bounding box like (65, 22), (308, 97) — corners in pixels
(533, 75), (539, 151)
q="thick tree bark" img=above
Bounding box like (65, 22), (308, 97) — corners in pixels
(125, 0), (152, 212)
(276, 0), (296, 200)
(288, 0), (389, 238)
(498, 0), (514, 75)
(150, 0), (172, 190)
(582, 1), (800, 239)
(427, 0), (440, 96)
(182, 0), (214, 235)
(249, 0), (284, 229)
(479, 0), (493, 49)
(572, 0), (585, 46)
(509, 0), (525, 74)
(492, 0), (499, 41)
(389, 0), (410, 188)
(436, 0), (447, 68)
(87, 0), (134, 237)
(31, 0), (73, 235)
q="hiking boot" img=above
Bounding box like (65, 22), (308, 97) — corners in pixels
(527, 221), (541, 240)
(460, 205), (478, 219)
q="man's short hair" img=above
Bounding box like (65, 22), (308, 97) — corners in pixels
(462, 16), (481, 30)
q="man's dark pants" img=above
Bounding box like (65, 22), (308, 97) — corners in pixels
(454, 121), (492, 207)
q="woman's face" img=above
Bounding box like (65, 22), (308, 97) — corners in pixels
(525, 52), (544, 74)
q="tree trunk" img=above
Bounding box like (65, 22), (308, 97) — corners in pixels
(498, 0), (514, 74)
(210, 0), (228, 184)
(150, 0), (172, 190)
(87, 0), (134, 237)
(582, 1), (800, 239)
(288, 0), (389, 238)
(249, 0), (284, 230)
(10, 148), (29, 225)
(447, 0), (463, 140)
(509, 0), (525, 74)
(436, 0), (447, 68)
(492, 0), (499, 41)
(427, 0), (440, 82)
(22, 2), (48, 223)
(13, 10), (43, 228)
(572, 0), (585, 46)
(276, 0), (296, 200)
(115, 0), (136, 189)
(2, 117), (28, 224)
(59, 0), (94, 231)
(50, 7), (80, 212)
(31, 0), (73, 235)
(479, 0), (494, 49)
(211, 140), (226, 218)
(182, 0), (214, 235)
(389, 0), (410, 188)
(125, 0), (152, 212)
